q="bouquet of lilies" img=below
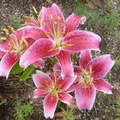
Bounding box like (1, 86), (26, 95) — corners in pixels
(0, 4), (114, 119)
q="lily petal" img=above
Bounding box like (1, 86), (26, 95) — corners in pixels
(0, 41), (9, 52)
(56, 51), (74, 78)
(0, 51), (20, 78)
(27, 18), (39, 26)
(41, 3), (65, 38)
(75, 83), (96, 110)
(20, 26), (48, 40)
(32, 58), (44, 69)
(53, 62), (61, 76)
(0, 50), (6, 57)
(93, 79), (113, 94)
(80, 50), (92, 69)
(33, 89), (47, 98)
(44, 93), (58, 119)
(62, 30), (101, 52)
(74, 66), (82, 73)
(58, 92), (72, 105)
(32, 70), (52, 88)
(20, 38), (60, 68)
(57, 75), (77, 90)
(65, 14), (86, 33)
(87, 54), (115, 79)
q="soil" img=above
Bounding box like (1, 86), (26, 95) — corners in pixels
(0, 0), (120, 120)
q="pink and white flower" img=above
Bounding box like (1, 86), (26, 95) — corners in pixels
(32, 70), (76, 119)
(72, 50), (115, 110)
(20, 4), (101, 68)
(0, 26), (46, 78)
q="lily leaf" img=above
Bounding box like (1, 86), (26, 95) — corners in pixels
(10, 62), (24, 74)
(20, 66), (35, 82)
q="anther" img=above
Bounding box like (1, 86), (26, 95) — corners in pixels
(50, 14), (54, 19)
(0, 36), (7, 40)
(42, 22), (46, 25)
(57, 16), (61, 20)
(7, 26), (15, 34)
(3, 28), (9, 34)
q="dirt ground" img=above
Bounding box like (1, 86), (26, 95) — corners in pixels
(0, 0), (120, 120)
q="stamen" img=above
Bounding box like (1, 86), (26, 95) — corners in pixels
(32, 6), (38, 15)
(23, 16), (31, 19)
(20, 23), (30, 27)
(0, 36), (7, 40)
(37, 87), (45, 90)
(20, 38), (29, 47)
(3, 28), (9, 34)
(45, 32), (51, 35)
(7, 26), (14, 33)
(8, 44), (14, 53)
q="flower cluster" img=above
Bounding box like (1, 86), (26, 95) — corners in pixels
(0, 4), (114, 119)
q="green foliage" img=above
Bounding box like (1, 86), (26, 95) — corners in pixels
(56, 107), (79, 120)
(115, 100), (120, 120)
(114, 57), (120, 69)
(20, 65), (35, 82)
(13, 100), (34, 120)
(74, 0), (120, 36)
(10, 62), (24, 74)
(0, 100), (6, 106)
(9, 16), (21, 30)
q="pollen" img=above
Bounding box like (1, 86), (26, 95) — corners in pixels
(37, 87), (45, 90)
(50, 14), (54, 19)
(45, 32), (51, 35)
(62, 32), (66, 35)
(42, 22), (46, 25)
(82, 85), (90, 88)
(57, 16), (61, 20)
(60, 23), (64, 26)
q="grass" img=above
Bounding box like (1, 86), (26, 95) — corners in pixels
(114, 57), (120, 70)
(115, 100), (120, 120)
(13, 100), (34, 120)
(74, 0), (120, 40)
(9, 16), (21, 30)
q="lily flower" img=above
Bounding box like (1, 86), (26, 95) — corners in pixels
(72, 50), (115, 110)
(20, 3), (101, 68)
(32, 70), (76, 119)
(53, 50), (115, 110)
(0, 26), (45, 78)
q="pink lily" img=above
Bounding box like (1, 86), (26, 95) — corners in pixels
(55, 51), (74, 78)
(72, 50), (115, 110)
(20, 3), (101, 68)
(32, 70), (76, 119)
(0, 26), (45, 78)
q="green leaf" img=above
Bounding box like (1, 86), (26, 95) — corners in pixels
(20, 66), (34, 81)
(10, 62), (24, 74)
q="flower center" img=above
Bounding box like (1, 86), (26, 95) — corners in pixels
(42, 14), (65, 47)
(77, 66), (94, 88)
